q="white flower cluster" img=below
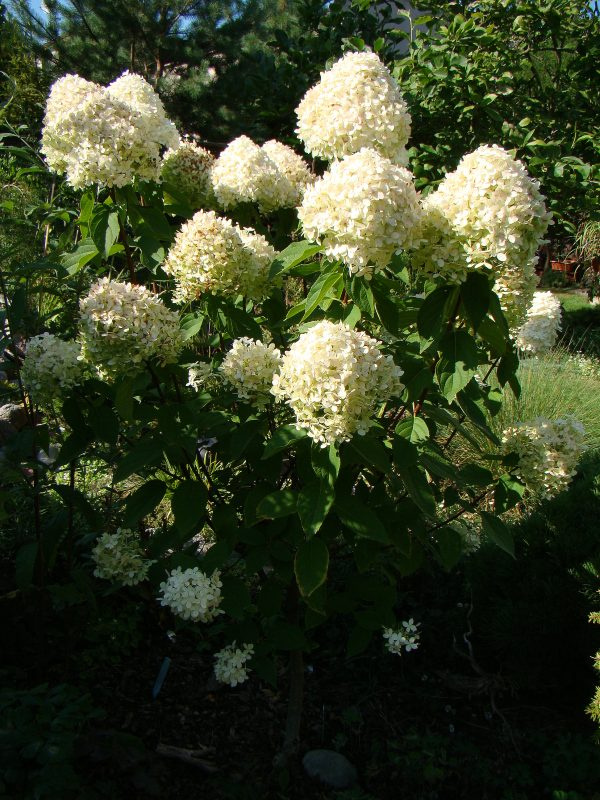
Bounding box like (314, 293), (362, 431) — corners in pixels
(213, 642), (254, 687)
(298, 148), (421, 277)
(383, 619), (420, 655)
(210, 136), (298, 212)
(220, 339), (282, 403)
(272, 320), (404, 445)
(187, 362), (213, 391)
(79, 278), (184, 377)
(261, 140), (315, 206)
(428, 145), (551, 327)
(163, 210), (276, 302)
(502, 416), (586, 498)
(161, 137), (215, 208)
(92, 528), (153, 586)
(410, 197), (469, 283)
(158, 566), (224, 622)
(21, 333), (84, 404)
(296, 51), (411, 163)
(41, 71), (178, 188)
(516, 291), (562, 355)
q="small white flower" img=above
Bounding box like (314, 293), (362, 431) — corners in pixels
(159, 566), (223, 623)
(213, 641), (254, 686)
(21, 333), (84, 403)
(220, 338), (282, 404)
(516, 291), (562, 355)
(93, 528), (153, 586)
(161, 137), (215, 208)
(383, 619), (421, 655)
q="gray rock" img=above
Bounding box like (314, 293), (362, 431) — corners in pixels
(302, 749), (358, 789)
(0, 403), (28, 430)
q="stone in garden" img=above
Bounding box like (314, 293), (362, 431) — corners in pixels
(302, 749), (358, 789)
(0, 403), (28, 430)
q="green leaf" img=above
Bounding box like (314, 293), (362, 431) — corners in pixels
(295, 537), (329, 597)
(348, 276), (375, 316)
(437, 331), (479, 402)
(262, 425), (307, 459)
(417, 285), (459, 341)
(61, 238), (99, 274)
(269, 241), (323, 278)
(458, 463), (494, 487)
(397, 465), (437, 517)
(16, 541), (38, 589)
(171, 480), (208, 533)
(346, 626), (373, 657)
(437, 526), (464, 570)
(395, 416), (430, 443)
(349, 436), (390, 473)
(124, 480), (166, 527)
(392, 435), (418, 468)
(90, 206), (120, 260)
(114, 378), (135, 421)
(480, 511), (515, 558)
(257, 489), (298, 519)
(302, 271), (343, 321)
(460, 271), (491, 331)
(87, 405), (119, 446)
(311, 443), (341, 484)
(297, 481), (335, 536)
(220, 576), (251, 619)
(114, 439), (164, 482)
(494, 473), (525, 513)
(478, 317), (507, 355)
(180, 312), (205, 340)
(335, 497), (389, 543)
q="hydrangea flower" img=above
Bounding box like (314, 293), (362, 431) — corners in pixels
(428, 145), (552, 327)
(296, 50), (411, 163)
(516, 291), (562, 355)
(41, 71), (178, 188)
(158, 566), (223, 622)
(21, 333), (84, 404)
(187, 362), (213, 392)
(210, 135), (295, 212)
(79, 278), (184, 378)
(92, 528), (153, 586)
(220, 338), (282, 404)
(383, 619), (421, 655)
(272, 320), (404, 445)
(163, 210), (276, 302)
(410, 197), (469, 283)
(161, 137), (215, 208)
(261, 140), (315, 206)
(298, 148), (421, 277)
(502, 416), (586, 498)
(213, 642), (254, 687)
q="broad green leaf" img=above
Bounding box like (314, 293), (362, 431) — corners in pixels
(349, 436), (390, 473)
(437, 330), (479, 402)
(346, 625), (373, 657)
(61, 238), (99, 274)
(220, 576), (251, 619)
(269, 241), (323, 278)
(171, 480), (208, 533)
(348, 276), (375, 316)
(460, 271), (491, 331)
(480, 511), (515, 557)
(257, 489), (298, 519)
(295, 537), (329, 596)
(262, 425), (307, 459)
(417, 285), (459, 341)
(396, 416), (430, 443)
(311, 443), (341, 484)
(392, 435), (418, 467)
(124, 480), (166, 527)
(297, 481), (335, 536)
(335, 497), (389, 543)
(114, 439), (164, 482)
(302, 271), (343, 321)
(494, 473), (525, 513)
(397, 464), (437, 517)
(180, 312), (205, 340)
(90, 206), (120, 259)
(437, 526), (464, 570)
